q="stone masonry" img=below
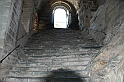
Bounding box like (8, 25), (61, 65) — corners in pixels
(78, 0), (98, 30)
(0, 0), (24, 80)
(21, 0), (35, 33)
(0, 0), (31, 80)
(0, 0), (124, 82)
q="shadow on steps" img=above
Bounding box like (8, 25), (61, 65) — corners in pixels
(2, 68), (87, 82)
(44, 68), (86, 82)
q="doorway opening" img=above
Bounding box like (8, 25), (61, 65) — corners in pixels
(54, 8), (69, 28)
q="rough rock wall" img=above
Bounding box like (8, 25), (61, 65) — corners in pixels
(89, 0), (124, 45)
(90, 22), (124, 82)
(90, 0), (124, 82)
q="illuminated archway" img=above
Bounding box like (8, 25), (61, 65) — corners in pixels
(38, 0), (79, 29)
(54, 8), (68, 28)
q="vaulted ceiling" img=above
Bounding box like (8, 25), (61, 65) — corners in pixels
(34, 0), (80, 11)
(34, 0), (104, 12)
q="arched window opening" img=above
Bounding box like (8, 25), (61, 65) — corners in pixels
(54, 8), (69, 28)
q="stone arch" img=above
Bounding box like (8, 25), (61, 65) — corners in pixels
(38, 0), (79, 29)
(52, 6), (71, 28)
(51, 1), (72, 11)
(53, 7), (69, 28)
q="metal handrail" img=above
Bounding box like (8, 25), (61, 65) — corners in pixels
(0, 30), (30, 63)
(0, 31), (29, 63)
(89, 29), (107, 35)
(0, 28), (33, 63)
(17, 33), (28, 41)
(0, 45), (20, 63)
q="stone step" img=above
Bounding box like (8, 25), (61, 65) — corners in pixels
(19, 56), (91, 62)
(23, 51), (98, 56)
(25, 46), (99, 50)
(24, 47), (82, 50)
(7, 69), (89, 78)
(17, 60), (90, 66)
(16, 61), (90, 67)
(34, 33), (81, 36)
(27, 40), (85, 44)
(24, 45), (100, 50)
(29, 37), (83, 39)
(32, 35), (81, 38)
(26, 40), (85, 43)
(5, 29), (100, 82)
(28, 39), (85, 46)
(24, 47), (100, 51)
(12, 65), (87, 72)
(25, 53), (91, 56)
(26, 40), (98, 44)
(27, 42), (86, 45)
(31, 32), (77, 35)
(12, 65), (88, 72)
(20, 56), (91, 62)
(19, 54), (92, 62)
(28, 37), (78, 40)
(34, 30), (79, 33)
(5, 76), (89, 82)
(24, 49), (92, 53)
(20, 54), (91, 59)
(31, 34), (80, 37)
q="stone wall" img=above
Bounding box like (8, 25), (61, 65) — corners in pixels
(0, 0), (13, 61)
(90, 23), (124, 82)
(0, 0), (37, 80)
(0, 0), (23, 63)
(21, 0), (35, 33)
(90, 0), (124, 82)
(78, 0), (98, 30)
(16, 22), (28, 47)
(0, 0), (23, 80)
(89, 5), (106, 44)
(0, 2), (10, 76)
(97, 0), (106, 6)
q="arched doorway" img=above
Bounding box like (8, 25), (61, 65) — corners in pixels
(38, 0), (79, 29)
(54, 8), (69, 28)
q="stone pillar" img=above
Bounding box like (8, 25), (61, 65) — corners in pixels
(21, 0), (35, 33)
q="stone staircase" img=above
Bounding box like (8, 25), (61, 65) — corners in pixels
(4, 29), (101, 82)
